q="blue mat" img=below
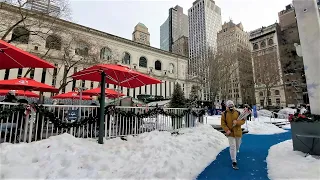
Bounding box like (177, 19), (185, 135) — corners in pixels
(197, 131), (292, 180)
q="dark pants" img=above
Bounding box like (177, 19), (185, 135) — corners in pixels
(247, 114), (252, 121)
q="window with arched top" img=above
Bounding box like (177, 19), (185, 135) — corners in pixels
(267, 90), (271, 96)
(139, 56), (147, 68)
(122, 52), (131, 65)
(275, 90), (280, 95)
(155, 60), (161, 70)
(75, 42), (89, 56)
(100, 47), (112, 60)
(11, 26), (30, 44)
(268, 39), (274, 45)
(45, 35), (61, 50)
(260, 41), (266, 48)
(259, 91), (263, 96)
(253, 43), (259, 50)
(168, 63), (174, 74)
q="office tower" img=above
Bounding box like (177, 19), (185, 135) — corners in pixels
(160, 5), (188, 52)
(188, 0), (222, 100)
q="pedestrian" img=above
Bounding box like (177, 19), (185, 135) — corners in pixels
(245, 104), (252, 121)
(221, 100), (226, 112)
(221, 100), (245, 170)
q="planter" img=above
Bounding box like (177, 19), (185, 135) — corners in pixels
(290, 121), (320, 155)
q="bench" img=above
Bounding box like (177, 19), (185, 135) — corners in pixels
(296, 134), (320, 157)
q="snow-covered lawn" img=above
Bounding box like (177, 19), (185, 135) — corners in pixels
(205, 115), (287, 135)
(267, 140), (320, 180)
(0, 125), (228, 179)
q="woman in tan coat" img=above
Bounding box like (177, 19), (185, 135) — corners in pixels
(221, 100), (245, 170)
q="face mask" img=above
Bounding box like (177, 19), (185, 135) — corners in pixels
(229, 107), (234, 111)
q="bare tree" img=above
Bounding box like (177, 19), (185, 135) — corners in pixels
(253, 51), (282, 106)
(207, 49), (240, 107)
(1, 0), (70, 42)
(44, 33), (99, 92)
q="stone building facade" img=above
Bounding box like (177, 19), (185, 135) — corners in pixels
(217, 21), (255, 105)
(0, 3), (194, 99)
(132, 23), (150, 46)
(172, 36), (189, 57)
(249, 24), (286, 108)
(278, 4), (307, 106)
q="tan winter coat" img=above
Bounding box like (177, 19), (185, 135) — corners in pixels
(221, 109), (245, 137)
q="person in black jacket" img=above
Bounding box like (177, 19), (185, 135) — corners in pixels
(245, 104), (252, 121)
(221, 100), (226, 112)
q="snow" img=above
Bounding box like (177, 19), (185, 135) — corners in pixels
(205, 115), (287, 135)
(0, 125), (228, 179)
(267, 140), (320, 180)
(244, 121), (287, 135)
(281, 124), (291, 129)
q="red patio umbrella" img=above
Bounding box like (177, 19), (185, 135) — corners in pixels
(71, 64), (161, 144)
(0, 40), (55, 69)
(0, 90), (39, 98)
(71, 64), (161, 88)
(0, 78), (59, 93)
(52, 92), (92, 100)
(82, 87), (125, 98)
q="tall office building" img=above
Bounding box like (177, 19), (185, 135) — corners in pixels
(160, 5), (188, 52)
(249, 24), (286, 107)
(278, 4), (307, 106)
(217, 21), (255, 105)
(188, 0), (222, 100)
(25, 0), (60, 17)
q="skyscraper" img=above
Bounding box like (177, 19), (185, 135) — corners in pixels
(188, 0), (222, 100)
(25, 0), (60, 17)
(217, 21), (255, 105)
(160, 5), (188, 52)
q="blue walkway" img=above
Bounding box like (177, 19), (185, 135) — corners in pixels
(197, 131), (292, 180)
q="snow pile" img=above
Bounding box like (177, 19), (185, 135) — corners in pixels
(281, 123), (291, 129)
(0, 125), (228, 179)
(277, 108), (297, 119)
(245, 121), (287, 135)
(267, 140), (320, 180)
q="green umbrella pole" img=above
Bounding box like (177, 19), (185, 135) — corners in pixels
(98, 71), (106, 144)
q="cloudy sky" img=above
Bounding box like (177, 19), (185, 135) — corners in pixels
(69, 0), (292, 48)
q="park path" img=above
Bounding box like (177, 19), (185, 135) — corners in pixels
(197, 131), (291, 180)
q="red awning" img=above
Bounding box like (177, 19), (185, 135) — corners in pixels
(82, 87), (125, 98)
(0, 40), (55, 69)
(0, 90), (39, 98)
(71, 64), (161, 88)
(52, 92), (92, 100)
(0, 78), (59, 93)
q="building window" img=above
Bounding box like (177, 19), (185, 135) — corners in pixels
(267, 90), (271, 96)
(253, 43), (259, 50)
(11, 27), (29, 44)
(168, 63), (174, 73)
(75, 43), (89, 56)
(45, 35), (61, 50)
(260, 100), (264, 106)
(100, 47), (112, 60)
(122, 52), (131, 65)
(268, 99), (272, 105)
(17, 68), (23, 78)
(268, 39), (274, 46)
(139, 56), (147, 68)
(276, 98), (280, 105)
(259, 91), (263, 96)
(260, 41), (266, 48)
(275, 90), (280, 95)
(155, 60), (161, 70)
